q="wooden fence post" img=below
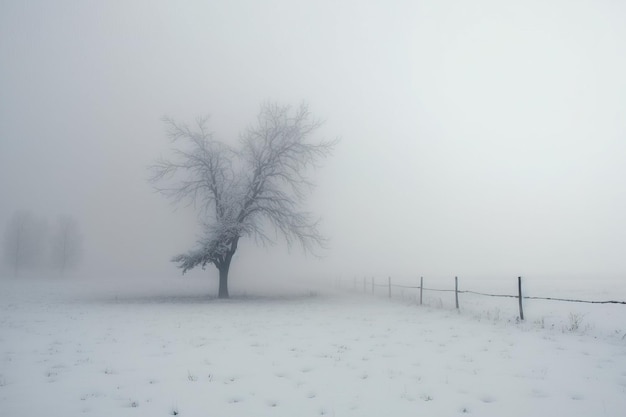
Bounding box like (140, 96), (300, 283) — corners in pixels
(419, 276), (423, 305)
(518, 276), (524, 321)
(388, 276), (391, 299)
(455, 276), (459, 309)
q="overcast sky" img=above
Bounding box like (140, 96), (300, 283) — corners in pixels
(1, 0), (625, 286)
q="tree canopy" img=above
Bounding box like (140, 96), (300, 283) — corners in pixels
(151, 102), (336, 297)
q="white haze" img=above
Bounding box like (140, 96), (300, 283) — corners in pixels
(1, 0), (625, 290)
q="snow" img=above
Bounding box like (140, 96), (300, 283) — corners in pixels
(1, 277), (625, 416)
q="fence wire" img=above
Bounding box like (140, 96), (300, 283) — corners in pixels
(348, 278), (626, 305)
(522, 296), (626, 305)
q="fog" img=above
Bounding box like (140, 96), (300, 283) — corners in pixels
(1, 0), (625, 290)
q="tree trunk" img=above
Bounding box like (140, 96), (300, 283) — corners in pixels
(216, 238), (238, 299)
(217, 264), (230, 299)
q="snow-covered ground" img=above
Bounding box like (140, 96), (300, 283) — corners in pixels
(1, 276), (625, 417)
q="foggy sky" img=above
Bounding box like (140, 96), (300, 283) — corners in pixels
(1, 0), (626, 285)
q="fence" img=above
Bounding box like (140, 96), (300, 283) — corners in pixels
(339, 276), (626, 321)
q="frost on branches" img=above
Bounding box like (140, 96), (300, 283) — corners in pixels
(151, 102), (336, 298)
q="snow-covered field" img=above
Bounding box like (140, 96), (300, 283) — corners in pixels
(1, 276), (625, 417)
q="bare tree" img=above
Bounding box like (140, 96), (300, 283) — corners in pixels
(151, 102), (336, 298)
(2, 210), (48, 276)
(50, 215), (83, 275)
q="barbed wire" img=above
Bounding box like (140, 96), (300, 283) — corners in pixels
(353, 279), (626, 305)
(460, 290), (518, 298)
(522, 296), (626, 305)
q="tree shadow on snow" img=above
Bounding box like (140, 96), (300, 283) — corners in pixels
(91, 291), (326, 305)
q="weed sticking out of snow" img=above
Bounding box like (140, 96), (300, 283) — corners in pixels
(565, 312), (588, 333)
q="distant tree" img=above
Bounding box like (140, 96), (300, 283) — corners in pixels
(151, 102), (336, 298)
(2, 210), (48, 276)
(50, 215), (83, 275)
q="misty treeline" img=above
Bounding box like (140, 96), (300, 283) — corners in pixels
(2, 210), (83, 276)
(151, 102), (336, 298)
